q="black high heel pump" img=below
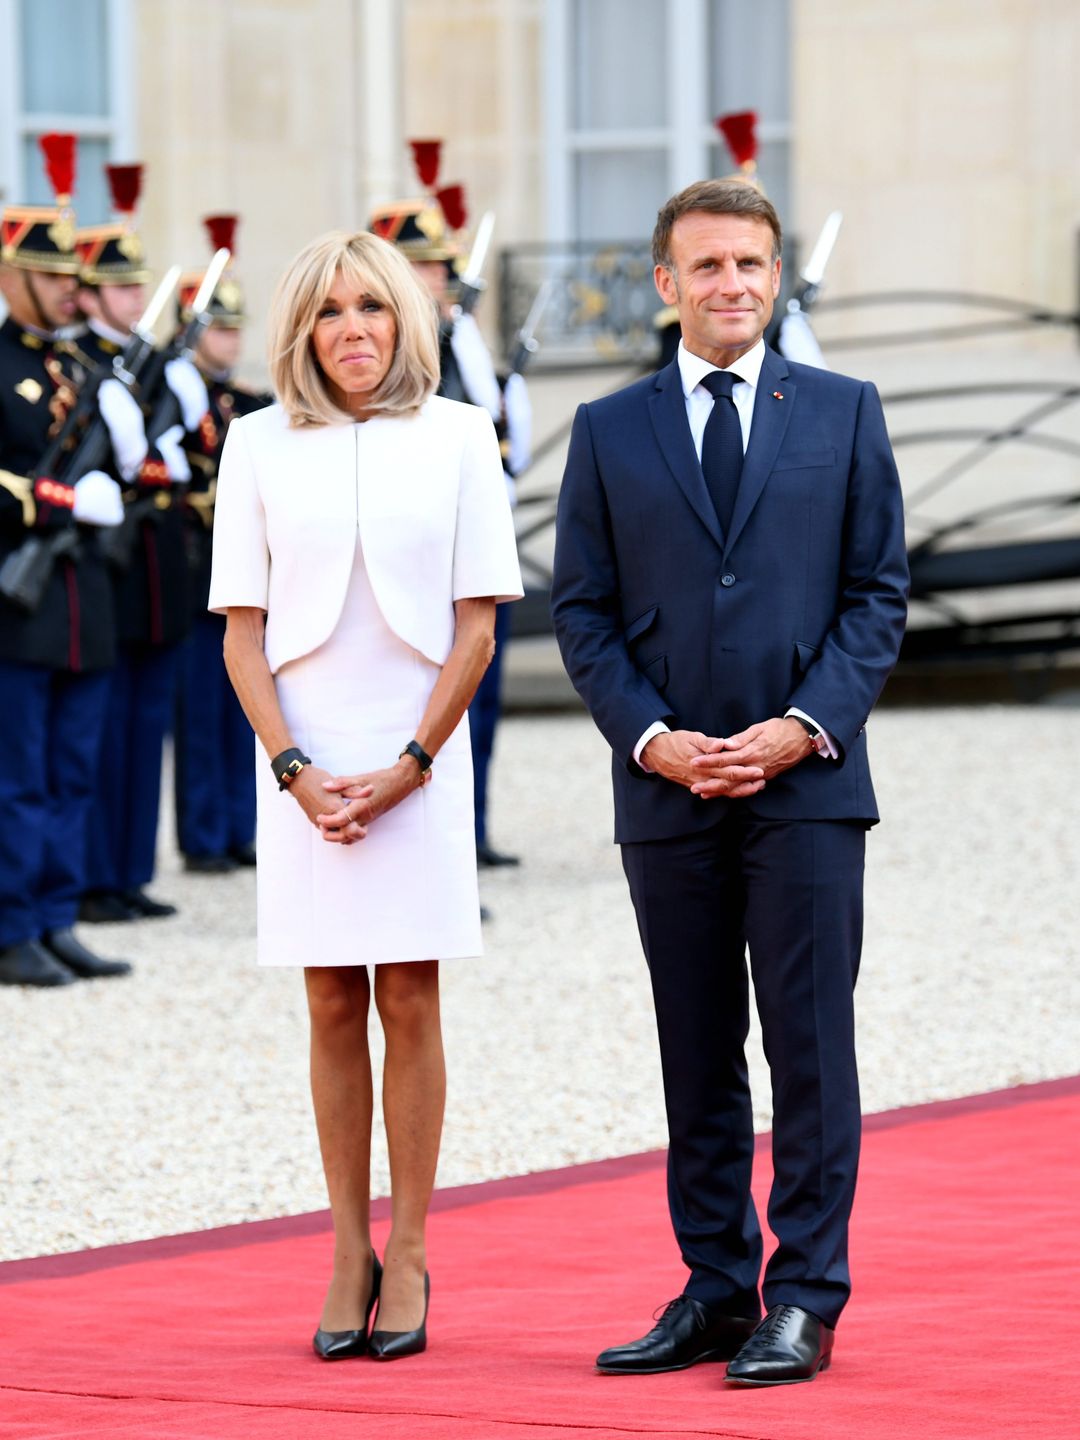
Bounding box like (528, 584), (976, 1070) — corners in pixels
(368, 1270), (430, 1360)
(312, 1252), (383, 1360)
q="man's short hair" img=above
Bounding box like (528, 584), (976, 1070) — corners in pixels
(652, 179), (783, 271)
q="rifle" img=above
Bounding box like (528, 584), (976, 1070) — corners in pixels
(507, 280), (552, 377)
(453, 211), (495, 318)
(0, 267), (182, 612)
(100, 248), (231, 572)
(766, 210), (843, 354)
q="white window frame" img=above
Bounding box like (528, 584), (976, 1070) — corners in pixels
(543, 0), (791, 242)
(0, 0), (135, 215)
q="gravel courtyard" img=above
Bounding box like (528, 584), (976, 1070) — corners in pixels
(1, 702), (1078, 1262)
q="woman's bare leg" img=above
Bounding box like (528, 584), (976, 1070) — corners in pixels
(373, 960), (445, 1331)
(305, 964), (376, 1330)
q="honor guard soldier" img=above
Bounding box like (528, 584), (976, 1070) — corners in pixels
(74, 163), (210, 924)
(0, 134), (132, 985)
(372, 146), (529, 870)
(174, 216), (270, 873)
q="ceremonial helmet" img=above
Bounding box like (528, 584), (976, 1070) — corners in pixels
(0, 133), (80, 275)
(76, 164), (152, 285)
(178, 216), (246, 327)
(369, 139), (469, 266)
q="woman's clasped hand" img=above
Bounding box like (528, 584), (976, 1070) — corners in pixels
(312, 759), (425, 844)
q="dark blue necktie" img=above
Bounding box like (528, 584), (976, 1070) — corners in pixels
(699, 370), (744, 537)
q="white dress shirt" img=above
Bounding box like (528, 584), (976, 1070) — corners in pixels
(633, 339), (837, 768)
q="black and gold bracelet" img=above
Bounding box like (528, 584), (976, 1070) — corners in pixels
(270, 747), (312, 792)
(399, 739), (433, 785)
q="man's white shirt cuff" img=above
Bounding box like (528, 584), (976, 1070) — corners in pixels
(633, 721), (671, 771)
(785, 707), (838, 759)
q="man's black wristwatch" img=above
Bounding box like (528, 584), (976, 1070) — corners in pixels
(790, 714), (829, 755)
(399, 739), (433, 785)
(271, 747), (312, 791)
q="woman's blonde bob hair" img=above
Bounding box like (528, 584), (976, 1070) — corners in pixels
(267, 230), (440, 426)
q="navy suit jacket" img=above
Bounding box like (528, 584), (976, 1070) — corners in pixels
(551, 346), (910, 844)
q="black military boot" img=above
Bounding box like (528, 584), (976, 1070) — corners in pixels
(0, 939), (76, 987)
(41, 928), (132, 979)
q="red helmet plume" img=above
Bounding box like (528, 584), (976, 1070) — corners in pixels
(408, 139), (442, 189)
(715, 111), (758, 170)
(436, 184), (467, 232)
(38, 133), (77, 203)
(105, 163), (143, 217)
(204, 214), (238, 256)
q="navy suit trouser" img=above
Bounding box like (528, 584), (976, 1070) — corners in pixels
(621, 814), (866, 1330)
(0, 660), (111, 947)
(85, 645), (178, 893)
(174, 613), (256, 858)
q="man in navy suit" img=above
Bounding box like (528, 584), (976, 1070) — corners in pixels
(552, 180), (908, 1387)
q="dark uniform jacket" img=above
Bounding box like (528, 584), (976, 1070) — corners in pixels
(77, 328), (192, 650)
(0, 316), (116, 672)
(184, 375), (272, 615)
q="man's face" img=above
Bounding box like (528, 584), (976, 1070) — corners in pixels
(78, 282), (146, 334)
(411, 260), (450, 308)
(0, 265), (79, 330)
(197, 322), (243, 373)
(654, 211), (781, 366)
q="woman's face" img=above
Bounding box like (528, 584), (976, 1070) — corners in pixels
(311, 270), (397, 418)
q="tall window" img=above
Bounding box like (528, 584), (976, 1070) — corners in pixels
(0, 0), (134, 225)
(545, 0), (791, 243)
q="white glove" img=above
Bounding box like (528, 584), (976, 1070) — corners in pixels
(448, 313), (502, 418)
(164, 357), (210, 432)
(72, 470), (124, 527)
(503, 370), (532, 482)
(155, 423), (191, 483)
(97, 377), (149, 482)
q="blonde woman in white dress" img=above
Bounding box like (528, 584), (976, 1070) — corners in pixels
(208, 231), (522, 1362)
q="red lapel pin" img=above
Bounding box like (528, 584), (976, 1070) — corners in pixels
(772, 391), (784, 400)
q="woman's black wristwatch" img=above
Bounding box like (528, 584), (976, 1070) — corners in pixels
(399, 739), (433, 785)
(271, 747), (312, 791)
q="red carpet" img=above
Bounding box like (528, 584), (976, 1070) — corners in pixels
(2, 1079), (1078, 1439)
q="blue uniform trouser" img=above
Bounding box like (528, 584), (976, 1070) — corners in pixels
(0, 660), (111, 947)
(85, 645), (179, 893)
(468, 601), (511, 848)
(174, 613), (256, 858)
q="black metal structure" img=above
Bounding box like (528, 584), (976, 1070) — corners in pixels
(498, 241), (661, 369)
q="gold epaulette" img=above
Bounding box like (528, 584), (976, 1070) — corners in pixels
(185, 482), (216, 528)
(0, 468), (36, 526)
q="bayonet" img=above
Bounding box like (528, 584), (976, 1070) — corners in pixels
(509, 279), (553, 375)
(456, 212), (495, 315)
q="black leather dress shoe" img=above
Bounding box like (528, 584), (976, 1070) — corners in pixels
(79, 891), (137, 924)
(725, 1304), (834, 1386)
(368, 1270), (430, 1360)
(229, 842), (257, 867)
(0, 939), (76, 987)
(122, 888), (178, 919)
(41, 928), (132, 979)
(596, 1297), (759, 1375)
(313, 1254), (383, 1360)
(183, 854), (239, 874)
(476, 843), (520, 868)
